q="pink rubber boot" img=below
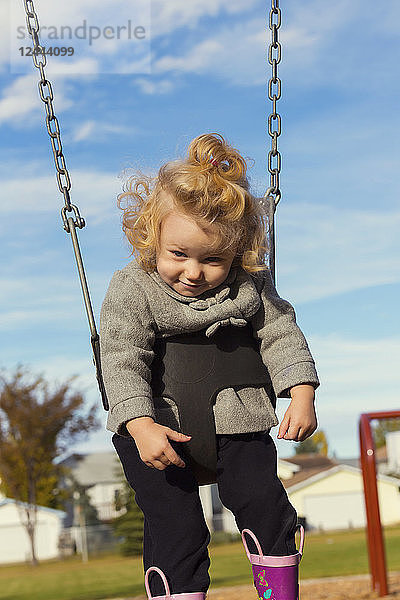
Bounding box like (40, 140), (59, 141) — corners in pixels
(145, 566), (206, 600)
(241, 526), (305, 600)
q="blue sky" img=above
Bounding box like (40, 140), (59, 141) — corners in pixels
(1, 0), (399, 460)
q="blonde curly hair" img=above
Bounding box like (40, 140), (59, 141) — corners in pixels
(117, 133), (269, 273)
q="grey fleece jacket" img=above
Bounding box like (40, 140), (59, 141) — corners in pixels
(99, 260), (320, 437)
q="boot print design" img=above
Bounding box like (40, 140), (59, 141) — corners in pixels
(257, 570), (275, 600)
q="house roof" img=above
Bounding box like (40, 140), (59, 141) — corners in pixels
(0, 498), (66, 516)
(283, 453), (338, 469)
(283, 462), (400, 494)
(336, 457), (360, 469)
(279, 454), (337, 489)
(61, 451), (123, 487)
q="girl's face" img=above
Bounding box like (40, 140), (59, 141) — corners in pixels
(156, 210), (235, 297)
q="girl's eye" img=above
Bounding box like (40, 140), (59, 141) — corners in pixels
(170, 251), (222, 262)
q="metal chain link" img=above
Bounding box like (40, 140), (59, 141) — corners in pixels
(22, 0), (85, 232)
(266, 0), (282, 207)
(260, 0), (283, 286)
(22, 0), (109, 410)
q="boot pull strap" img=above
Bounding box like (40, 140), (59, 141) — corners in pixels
(241, 528), (263, 560)
(297, 524), (305, 556)
(241, 524), (305, 560)
(145, 566), (171, 599)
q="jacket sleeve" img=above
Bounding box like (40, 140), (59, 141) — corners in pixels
(250, 269), (320, 398)
(99, 270), (156, 436)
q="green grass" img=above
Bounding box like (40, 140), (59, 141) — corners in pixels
(0, 526), (399, 600)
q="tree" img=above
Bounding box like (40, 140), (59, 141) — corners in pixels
(372, 419), (400, 449)
(0, 365), (99, 565)
(113, 481), (144, 556)
(294, 430), (328, 455)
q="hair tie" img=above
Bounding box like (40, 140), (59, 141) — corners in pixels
(210, 157), (219, 167)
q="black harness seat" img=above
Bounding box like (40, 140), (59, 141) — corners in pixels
(151, 323), (274, 485)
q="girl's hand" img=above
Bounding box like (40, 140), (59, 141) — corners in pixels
(126, 417), (191, 470)
(277, 384), (317, 442)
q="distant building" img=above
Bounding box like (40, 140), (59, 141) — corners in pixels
(280, 453), (400, 531)
(0, 498), (65, 564)
(61, 451), (126, 523)
(61, 449), (400, 536)
(384, 431), (400, 475)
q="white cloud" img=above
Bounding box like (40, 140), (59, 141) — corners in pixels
(71, 120), (138, 142)
(0, 169), (122, 223)
(275, 203), (400, 303)
(73, 120), (96, 142)
(0, 270), (93, 332)
(1, 163), (398, 303)
(275, 333), (400, 458)
(2, 0), (397, 119)
(150, 1), (363, 88)
(134, 77), (174, 95)
(0, 73), (76, 126)
(5, 0), (147, 82)
(29, 355), (97, 392)
(310, 335), (399, 394)
(150, 0), (261, 36)
(153, 19), (268, 86)
(44, 59), (99, 77)
(0, 307), (75, 331)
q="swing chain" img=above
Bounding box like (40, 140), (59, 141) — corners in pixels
(22, 0), (109, 411)
(266, 0), (282, 206)
(22, 0), (85, 231)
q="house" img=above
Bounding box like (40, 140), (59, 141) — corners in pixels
(198, 458), (302, 534)
(62, 451), (238, 532)
(382, 431), (400, 475)
(201, 453), (400, 534)
(0, 498), (65, 564)
(280, 454), (400, 531)
(61, 451), (126, 523)
(62, 449), (400, 536)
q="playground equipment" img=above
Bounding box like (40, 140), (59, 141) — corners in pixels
(23, 3), (308, 598)
(359, 409), (400, 597)
(21, 0), (283, 414)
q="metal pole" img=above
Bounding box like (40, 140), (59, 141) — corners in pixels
(79, 506), (88, 563)
(73, 491), (89, 563)
(358, 411), (400, 596)
(359, 421), (380, 592)
(68, 217), (97, 335)
(68, 216), (109, 410)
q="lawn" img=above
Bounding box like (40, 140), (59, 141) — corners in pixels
(1, 526), (400, 600)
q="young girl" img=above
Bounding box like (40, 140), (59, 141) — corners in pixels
(100, 133), (319, 598)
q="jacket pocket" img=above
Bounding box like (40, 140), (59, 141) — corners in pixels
(236, 385), (278, 419)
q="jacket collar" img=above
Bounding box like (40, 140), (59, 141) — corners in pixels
(147, 267), (238, 309)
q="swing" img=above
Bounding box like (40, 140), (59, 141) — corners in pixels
(22, 0), (283, 484)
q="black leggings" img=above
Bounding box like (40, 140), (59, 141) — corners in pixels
(113, 431), (297, 596)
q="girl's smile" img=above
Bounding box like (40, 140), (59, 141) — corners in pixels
(156, 209), (235, 297)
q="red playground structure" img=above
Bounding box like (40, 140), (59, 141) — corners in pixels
(359, 409), (400, 597)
